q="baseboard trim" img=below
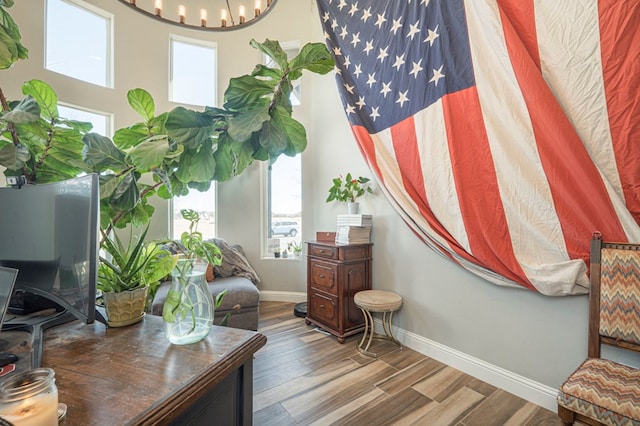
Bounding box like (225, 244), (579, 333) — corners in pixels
(259, 290), (306, 303)
(259, 292), (558, 412)
(380, 320), (559, 412)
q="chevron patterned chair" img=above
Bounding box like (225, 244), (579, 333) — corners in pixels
(557, 232), (640, 426)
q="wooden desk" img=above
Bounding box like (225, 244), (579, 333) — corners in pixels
(3, 315), (266, 425)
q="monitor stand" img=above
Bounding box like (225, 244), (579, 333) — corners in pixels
(3, 310), (76, 369)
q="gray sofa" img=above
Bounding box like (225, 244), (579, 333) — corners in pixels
(150, 240), (260, 331)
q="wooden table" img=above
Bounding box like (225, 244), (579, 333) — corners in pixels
(2, 314), (266, 425)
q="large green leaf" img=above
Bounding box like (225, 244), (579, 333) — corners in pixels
(250, 39), (288, 70)
(1, 96), (39, 124)
(212, 142), (234, 181)
(272, 107), (307, 155)
(110, 171), (140, 212)
(0, 142), (28, 169)
(223, 75), (274, 112)
(128, 135), (169, 171)
(82, 132), (128, 172)
(165, 107), (214, 150)
(99, 174), (120, 200)
(127, 89), (155, 122)
(113, 126), (148, 149)
(176, 141), (215, 183)
(259, 116), (289, 155)
(22, 80), (58, 121)
(227, 108), (270, 142)
(251, 64), (283, 81)
(290, 42), (335, 75)
(0, 5), (28, 70)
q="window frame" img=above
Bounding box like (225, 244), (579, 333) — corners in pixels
(168, 34), (217, 107)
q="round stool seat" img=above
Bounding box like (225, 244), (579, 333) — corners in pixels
(354, 290), (402, 312)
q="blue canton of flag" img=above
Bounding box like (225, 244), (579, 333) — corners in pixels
(317, 0), (475, 134)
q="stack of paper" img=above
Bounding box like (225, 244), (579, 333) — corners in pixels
(335, 215), (373, 244)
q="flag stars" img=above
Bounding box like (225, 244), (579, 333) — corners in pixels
(333, 46), (342, 56)
(363, 40), (374, 55)
(353, 64), (363, 78)
(392, 54), (406, 71)
(345, 104), (355, 115)
(337, 0), (347, 10)
(348, 2), (359, 17)
(377, 46), (389, 63)
(343, 55), (351, 68)
(331, 19), (338, 30)
(396, 90), (410, 107)
(390, 17), (403, 35)
(322, 12), (330, 22)
(375, 13), (387, 29)
(380, 81), (392, 97)
(351, 32), (361, 47)
(424, 25), (440, 46)
(406, 21), (421, 40)
(369, 106), (380, 122)
(430, 64), (445, 86)
(356, 96), (366, 109)
(340, 25), (348, 39)
(361, 7), (372, 22)
(366, 73), (377, 87)
(409, 59), (423, 78)
(343, 82), (355, 94)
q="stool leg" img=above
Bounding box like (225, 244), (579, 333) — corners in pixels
(363, 309), (375, 352)
(357, 308), (370, 350)
(383, 311), (402, 349)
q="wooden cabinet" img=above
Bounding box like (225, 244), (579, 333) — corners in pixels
(306, 241), (372, 343)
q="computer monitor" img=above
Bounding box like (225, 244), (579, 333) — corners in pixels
(0, 174), (100, 325)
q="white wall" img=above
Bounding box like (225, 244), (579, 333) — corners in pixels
(5, 0), (630, 398)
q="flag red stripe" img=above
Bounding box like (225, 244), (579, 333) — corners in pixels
(443, 88), (533, 289)
(498, 0), (540, 68)
(598, 0), (640, 226)
(498, 5), (628, 261)
(352, 125), (383, 185)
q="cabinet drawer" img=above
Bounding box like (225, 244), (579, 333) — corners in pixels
(310, 261), (337, 293)
(309, 244), (338, 260)
(308, 291), (338, 328)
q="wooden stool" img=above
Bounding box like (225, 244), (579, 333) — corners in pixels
(354, 290), (402, 357)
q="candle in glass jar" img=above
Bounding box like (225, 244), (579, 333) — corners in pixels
(0, 392), (59, 426)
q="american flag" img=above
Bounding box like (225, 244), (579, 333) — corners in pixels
(317, 0), (640, 295)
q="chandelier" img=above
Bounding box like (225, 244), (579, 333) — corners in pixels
(117, 0), (278, 31)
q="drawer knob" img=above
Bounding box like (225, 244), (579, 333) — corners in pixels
(319, 274), (324, 278)
(320, 304), (325, 308)
(319, 250), (325, 253)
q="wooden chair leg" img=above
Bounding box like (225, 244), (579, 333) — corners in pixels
(557, 405), (575, 425)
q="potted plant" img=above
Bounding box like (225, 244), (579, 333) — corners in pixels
(98, 224), (175, 327)
(162, 209), (225, 344)
(326, 172), (373, 214)
(1, 1), (334, 233)
(288, 241), (303, 258)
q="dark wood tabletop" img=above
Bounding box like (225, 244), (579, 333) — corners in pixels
(2, 314), (266, 425)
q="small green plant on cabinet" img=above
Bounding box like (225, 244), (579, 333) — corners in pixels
(326, 173), (373, 203)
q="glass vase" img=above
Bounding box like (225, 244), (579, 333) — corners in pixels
(162, 258), (214, 345)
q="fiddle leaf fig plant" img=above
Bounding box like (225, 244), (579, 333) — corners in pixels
(0, 1), (335, 233)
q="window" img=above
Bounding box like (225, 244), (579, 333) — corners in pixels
(169, 36), (217, 239)
(46, 0), (112, 87)
(264, 41), (303, 258)
(169, 36), (216, 106)
(265, 154), (302, 258)
(172, 187), (216, 240)
(58, 104), (111, 136)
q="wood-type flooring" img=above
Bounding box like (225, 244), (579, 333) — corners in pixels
(253, 301), (573, 426)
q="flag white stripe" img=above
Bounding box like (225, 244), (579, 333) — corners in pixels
(464, 0), (587, 294)
(415, 103), (471, 251)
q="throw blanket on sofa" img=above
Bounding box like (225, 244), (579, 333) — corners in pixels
(211, 239), (261, 286)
